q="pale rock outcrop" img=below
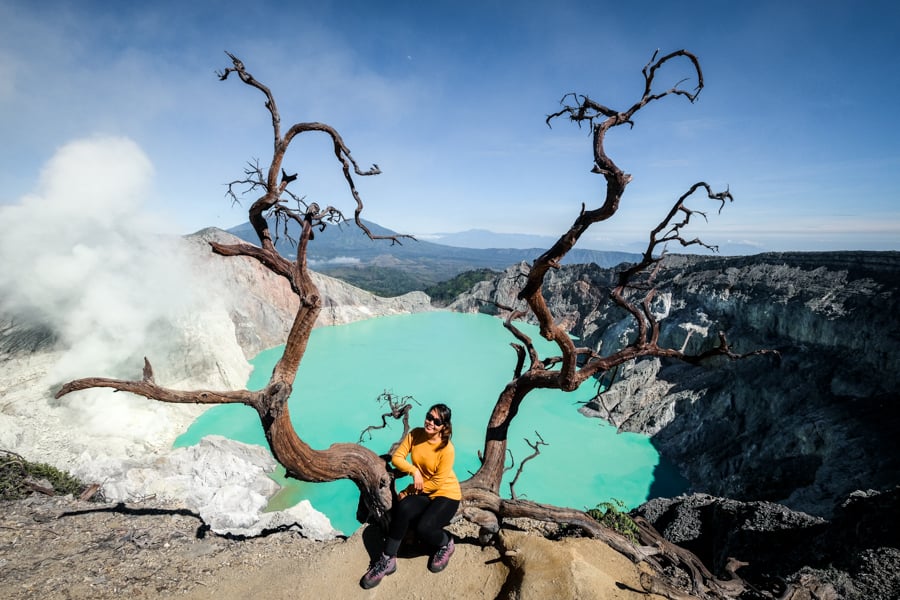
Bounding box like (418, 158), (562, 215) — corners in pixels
(184, 228), (432, 358)
(86, 435), (340, 539)
(496, 529), (663, 600)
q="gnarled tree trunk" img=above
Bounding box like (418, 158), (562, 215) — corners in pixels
(454, 50), (776, 599)
(56, 52), (409, 526)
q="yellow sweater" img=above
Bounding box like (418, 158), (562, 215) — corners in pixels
(392, 428), (462, 501)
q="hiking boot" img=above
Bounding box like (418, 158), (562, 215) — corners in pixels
(428, 538), (455, 573)
(360, 553), (397, 589)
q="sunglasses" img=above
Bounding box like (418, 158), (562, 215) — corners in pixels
(424, 413), (444, 427)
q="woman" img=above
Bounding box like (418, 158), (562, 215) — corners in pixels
(360, 403), (461, 589)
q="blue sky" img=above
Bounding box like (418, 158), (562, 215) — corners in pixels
(1, 0), (898, 253)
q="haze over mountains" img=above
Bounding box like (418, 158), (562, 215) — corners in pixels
(227, 219), (641, 294)
(425, 229), (767, 256)
(420, 229), (575, 250)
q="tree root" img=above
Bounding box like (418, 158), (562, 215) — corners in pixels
(461, 487), (748, 600)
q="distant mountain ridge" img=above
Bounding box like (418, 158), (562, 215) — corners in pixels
(428, 228), (769, 256)
(227, 219), (641, 295)
(424, 229), (568, 250)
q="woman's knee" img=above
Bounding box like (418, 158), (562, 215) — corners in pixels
(414, 516), (446, 546)
(415, 501), (457, 537)
(394, 495), (429, 522)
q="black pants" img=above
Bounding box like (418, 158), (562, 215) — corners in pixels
(384, 495), (459, 556)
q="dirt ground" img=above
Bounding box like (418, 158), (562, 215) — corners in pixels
(0, 494), (662, 600)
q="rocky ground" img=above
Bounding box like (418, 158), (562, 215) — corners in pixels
(0, 494), (664, 600)
(1, 494), (317, 599)
(634, 490), (900, 600)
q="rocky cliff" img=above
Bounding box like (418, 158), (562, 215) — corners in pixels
(449, 252), (900, 519)
(185, 228), (433, 359)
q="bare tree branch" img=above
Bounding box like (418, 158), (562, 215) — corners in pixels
(358, 391), (420, 456)
(216, 51), (412, 262)
(56, 361), (258, 407)
(508, 431), (547, 500)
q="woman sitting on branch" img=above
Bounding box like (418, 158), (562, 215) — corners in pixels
(361, 403), (461, 589)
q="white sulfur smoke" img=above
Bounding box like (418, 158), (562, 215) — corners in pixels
(1, 136), (192, 381)
(0, 136), (249, 466)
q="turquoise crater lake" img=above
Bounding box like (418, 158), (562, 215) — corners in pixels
(175, 311), (686, 534)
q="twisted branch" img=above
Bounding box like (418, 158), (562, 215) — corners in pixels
(56, 358), (259, 407)
(508, 431), (547, 500)
(217, 51), (412, 264)
(359, 391), (421, 456)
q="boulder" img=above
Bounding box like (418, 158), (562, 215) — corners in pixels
(634, 488), (900, 600)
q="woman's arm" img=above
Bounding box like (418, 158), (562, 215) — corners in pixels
(392, 431), (425, 494)
(391, 431), (416, 475)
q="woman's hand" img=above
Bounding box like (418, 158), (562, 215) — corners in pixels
(413, 469), (424, 492)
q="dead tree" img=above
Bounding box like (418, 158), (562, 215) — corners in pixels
(56, 52), (414, 527)
(457, 49), (776, 598)
(55, 50), (776, 598)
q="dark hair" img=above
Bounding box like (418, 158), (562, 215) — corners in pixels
(428, 403), (453, 450)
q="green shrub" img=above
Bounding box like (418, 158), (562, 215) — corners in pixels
(425, 269), (499, 306)
(317, 265), (427, 296)
(0, 450), (87, 500)
(586, 499), (640, 544)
